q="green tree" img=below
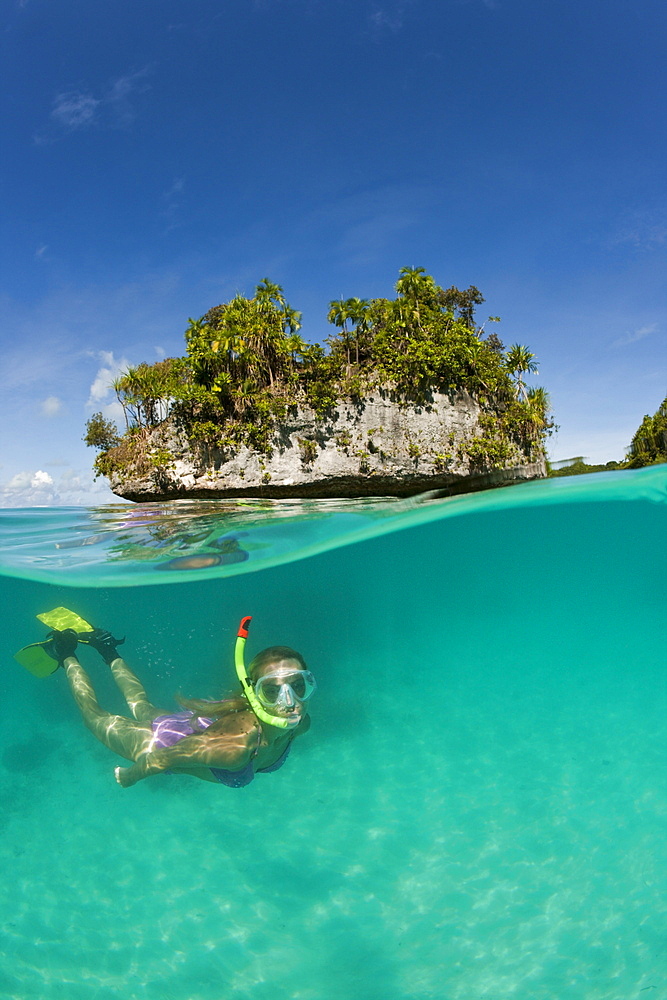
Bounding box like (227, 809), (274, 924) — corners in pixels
(187, 283), (302, 397)
(285, 331), (307, 371)
(626, 396), (667, 467)
(395, 266), (440, 334)
(185, 317), (219, 389)
(282, 305), (302, 336)
(506, 344), (539, 400)
(439, 285), (485, 329)
(84, 412), (121, 451)
(112, 359), (186, 430)
(525, 386), (554, 439)
(327, 298), (352, 365)
(255, 278), (286, 310)
(343, 297), (371, 364)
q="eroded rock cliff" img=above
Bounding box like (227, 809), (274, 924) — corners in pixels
(108, 389), (547, 501)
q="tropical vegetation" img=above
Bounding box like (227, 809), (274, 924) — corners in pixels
(624, 395), (667, 468)
(85, 268), (555, 482)
(548, 458), (623, 477)
(548, 395), (667, 476)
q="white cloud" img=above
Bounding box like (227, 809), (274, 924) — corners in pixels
(37, 66), (153, 142)
(161, 177), (186, 232)
(164, 178), (184, 200)
(108, 70), (145, 104)
(610, 207), (667, 252)
(107, 66), (154, 127)
(31, 470), (53, 486)
(41, 396), (62, 417)
(369, 1), (414, 33)
(613, 323), (658, 348)
(51, 90), (101, 130)
(0, 466), (117, 508)
(87, 350), (130, 406)
(100, 399), (126, 425)
(7, 471), (32, 490)
(8, 469), (53, 489)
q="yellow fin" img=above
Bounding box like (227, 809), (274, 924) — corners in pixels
(36, 607), (94, 634)
(14, 643), (60, 677)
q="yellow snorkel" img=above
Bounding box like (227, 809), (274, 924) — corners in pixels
(235, 616), (297, 729)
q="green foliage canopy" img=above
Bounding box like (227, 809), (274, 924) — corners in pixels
(625, 396), (667, 468)
(88, 268), (553, 480)
(83, 412), (121, 451)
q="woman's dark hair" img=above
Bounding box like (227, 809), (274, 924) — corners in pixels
(177, 646), (307, 727)
(248, 646), (307, 682)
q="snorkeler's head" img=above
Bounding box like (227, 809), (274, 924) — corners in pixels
(249, 647), (316, 722)
(248, 646), (307, 681)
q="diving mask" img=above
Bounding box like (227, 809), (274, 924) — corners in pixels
(254, 668), (317, 711)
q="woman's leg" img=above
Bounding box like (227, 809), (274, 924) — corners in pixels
(107, 656), (162, 723)
(63, 657), (154, 762)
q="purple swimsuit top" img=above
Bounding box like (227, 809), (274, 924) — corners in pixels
(150, 712), (292, 787)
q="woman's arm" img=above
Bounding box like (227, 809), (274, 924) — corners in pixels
(114, 727), (256, 788)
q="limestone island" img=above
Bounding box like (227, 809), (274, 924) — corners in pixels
(86, 269), (553, 501)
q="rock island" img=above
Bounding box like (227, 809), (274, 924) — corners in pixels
(86, 269), (552, 501)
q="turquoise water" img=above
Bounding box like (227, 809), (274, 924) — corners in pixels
(1, 467), (665, 1000)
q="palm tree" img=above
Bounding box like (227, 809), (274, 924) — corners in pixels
(112, 374), (132, 431)
(185, 317), (226, 390)
(255, 278), (285, 310)
(114, 367), (146, 429)
(185, 317), (212, 353)
(248, 285), (294, 386)
(525, 386), (551, 437)
(344, 297), (371, 364)
(232, 378), (257, 417)
(395, 266), (437, 333)
(506, 344), (538, 400)
(211, 370), (233, 406)
(327, 298), (352, 365)
(285, 332), (307, 371)
(395, 266), (429, 299)
(282, 305), (302, 336)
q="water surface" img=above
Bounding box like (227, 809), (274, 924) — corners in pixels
(1, 468), (665, 999)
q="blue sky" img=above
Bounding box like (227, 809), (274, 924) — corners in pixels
(1, 0), (665, 506)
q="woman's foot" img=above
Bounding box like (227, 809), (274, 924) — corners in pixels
(87, 628), (125, 665)
(44, 628), (78, 665)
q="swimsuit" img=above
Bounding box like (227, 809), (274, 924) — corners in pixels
(150, 712), (292, 788)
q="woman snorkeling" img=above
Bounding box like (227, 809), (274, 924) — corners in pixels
(20, 611), (314, 789)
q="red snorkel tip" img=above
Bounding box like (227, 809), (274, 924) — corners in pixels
(237, 616), (252, 639)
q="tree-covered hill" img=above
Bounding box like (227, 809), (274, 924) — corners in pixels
(625, 396), (667, 468)
(85, 267), (554, 484)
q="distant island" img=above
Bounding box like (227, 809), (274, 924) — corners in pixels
(85, 268), (557, 501)
(550, 396), (666, 476)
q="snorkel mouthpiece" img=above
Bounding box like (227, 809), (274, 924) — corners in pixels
(235, 616), (296, 729)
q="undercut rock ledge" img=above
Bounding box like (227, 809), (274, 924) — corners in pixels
(108, 390), (547, 502)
